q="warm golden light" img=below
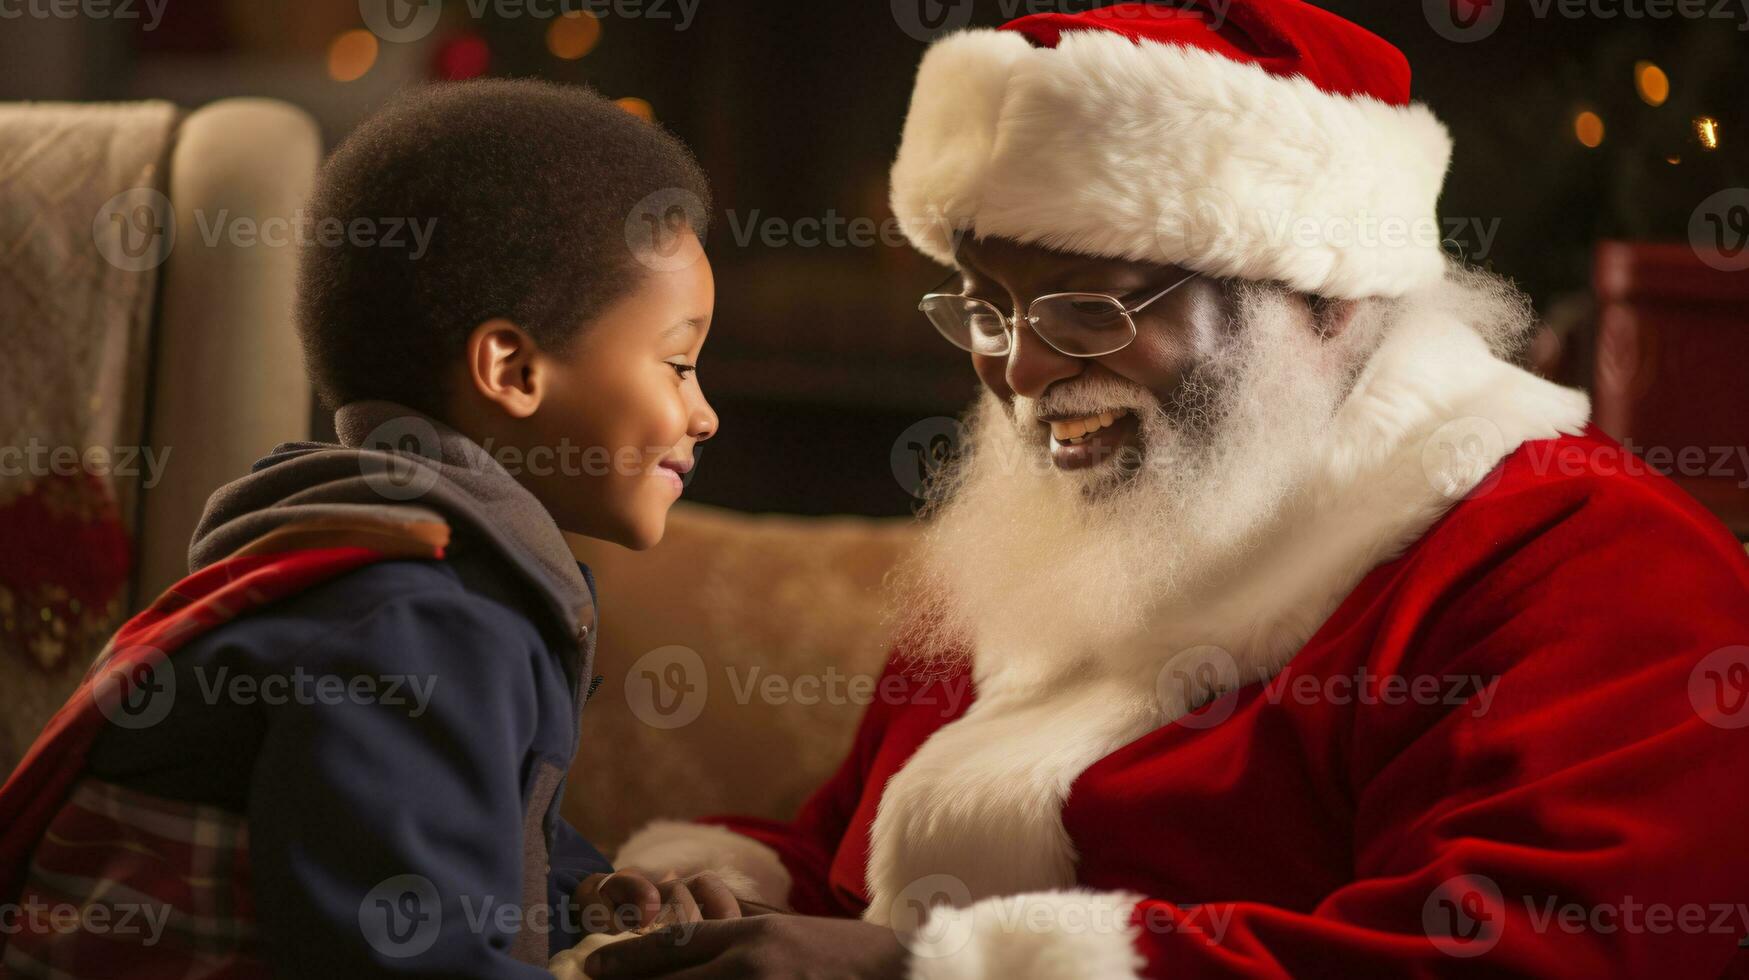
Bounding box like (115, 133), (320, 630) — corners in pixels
(1575, 110), (1605, 148)
(546, 11), (601, 60)
(616, 97), (655, 122)
(1634, 60), (1669, 106)
(1695, 116), (1720, 149)
(327, 29), (379, 83)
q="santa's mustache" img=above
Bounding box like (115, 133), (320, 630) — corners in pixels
(1013, 377), (1162, 435)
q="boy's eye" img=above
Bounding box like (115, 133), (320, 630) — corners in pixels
(667, 360), (697, 379)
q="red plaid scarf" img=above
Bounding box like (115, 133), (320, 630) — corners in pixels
(0, 516), (448, 978)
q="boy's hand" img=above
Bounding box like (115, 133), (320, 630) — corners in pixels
(583, 915), (907, 979)
(575, 867), (749, 934)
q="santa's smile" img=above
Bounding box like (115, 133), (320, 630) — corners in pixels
(1043, 409), (1141, 470)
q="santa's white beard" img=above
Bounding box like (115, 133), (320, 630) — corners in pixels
(890, 281), (1397, 673)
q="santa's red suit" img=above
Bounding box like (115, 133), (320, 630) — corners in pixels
(620, 362), (1749, 978)
(620, 3), (1749, 977)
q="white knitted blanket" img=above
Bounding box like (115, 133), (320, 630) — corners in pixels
(0, 100), (180, 773)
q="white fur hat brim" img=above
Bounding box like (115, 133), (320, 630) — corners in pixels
(889, 29), (1455, 300)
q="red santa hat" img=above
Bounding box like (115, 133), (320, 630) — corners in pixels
(889, 0), (1454, 299)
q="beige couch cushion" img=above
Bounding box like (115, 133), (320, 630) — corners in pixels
(137, 98), (318, 601)
(563, 502), (917, 851)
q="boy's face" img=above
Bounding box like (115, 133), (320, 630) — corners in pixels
(546, 231), (718, 548)
(451, 231), (718, 550)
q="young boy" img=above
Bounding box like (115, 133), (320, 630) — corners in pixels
(0, 79), (725, 976)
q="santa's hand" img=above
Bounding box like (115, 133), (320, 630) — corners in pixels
(574, 867), (743, 934)
(583, 915), (905, 979)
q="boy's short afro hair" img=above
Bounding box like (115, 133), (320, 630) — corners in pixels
(297, 78), (711, 415)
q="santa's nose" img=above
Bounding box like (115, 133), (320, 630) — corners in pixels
(1004, 317), (1083, 398)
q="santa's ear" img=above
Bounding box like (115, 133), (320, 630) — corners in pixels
(1308, 295), (1361, 339)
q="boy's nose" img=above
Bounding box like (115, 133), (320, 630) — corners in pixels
(689, 398), (718, 443)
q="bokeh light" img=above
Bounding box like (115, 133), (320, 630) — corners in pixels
(435, 33), (491, 81)
(1694, 116), (1720, 149)
(616, 97), (655, 122)
(1574, 110), (1605, 148)
(547, 11), (602, 60)
(326, 29), (378, 83)
(1634, 61), (1669, 106)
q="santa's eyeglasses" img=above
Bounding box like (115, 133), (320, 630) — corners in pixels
(918, 268), (1200, 358)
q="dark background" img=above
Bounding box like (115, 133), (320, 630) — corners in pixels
(3, 0), (1743, 517)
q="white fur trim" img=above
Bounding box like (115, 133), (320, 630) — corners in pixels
(864, 678), (1161, 914)
(890, 29), (1454, 299)
(613, 820), (792, 907)
(901, 891), (1147, 980)
(866, 284), (1591, 915)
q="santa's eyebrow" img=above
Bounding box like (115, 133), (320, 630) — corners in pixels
(957, 251), (1163, 293)
(954, 257), (1010, 296)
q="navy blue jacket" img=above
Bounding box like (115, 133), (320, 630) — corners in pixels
(86, 557), (612, 974)
(86, 403), (621, 976)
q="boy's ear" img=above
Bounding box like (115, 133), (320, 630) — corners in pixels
(463, 318), (543, 419)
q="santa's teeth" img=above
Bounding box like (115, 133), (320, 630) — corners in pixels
(1049, 410), (1129, 443)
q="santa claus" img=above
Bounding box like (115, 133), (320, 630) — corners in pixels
(574, 2), (1749, 977)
